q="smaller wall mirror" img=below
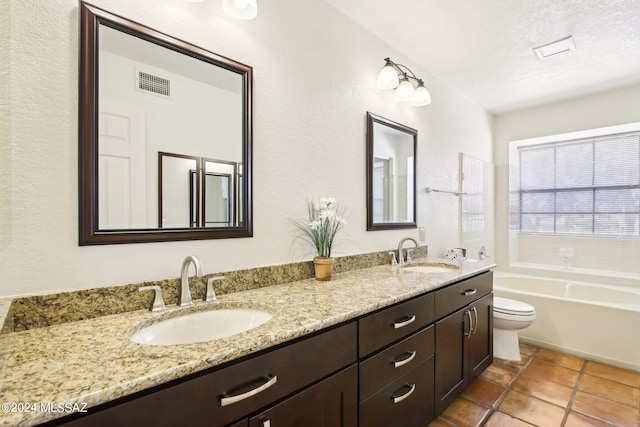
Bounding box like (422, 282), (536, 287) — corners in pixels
(366, 112), (417, 230)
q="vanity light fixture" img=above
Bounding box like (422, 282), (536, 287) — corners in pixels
(222, 0), (258, 20)
(376, 57), (431, 106)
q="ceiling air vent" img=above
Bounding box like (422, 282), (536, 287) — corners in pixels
(533, 36), (576, 60)
(137, 71), (171, 97)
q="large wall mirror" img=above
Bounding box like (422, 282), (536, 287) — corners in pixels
(366, 112), (417, 231)
(79, 3), (252, 244)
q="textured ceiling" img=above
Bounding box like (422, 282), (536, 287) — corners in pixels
(324, 0), (640, 113)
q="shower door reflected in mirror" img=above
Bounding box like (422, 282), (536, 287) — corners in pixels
(158, 153), (236, 228)
(366, 112), (417, 230)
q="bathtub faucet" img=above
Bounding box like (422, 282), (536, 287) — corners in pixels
(478, 246), (490, 260)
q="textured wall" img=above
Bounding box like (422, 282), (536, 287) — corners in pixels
(1, 0), (493, 297)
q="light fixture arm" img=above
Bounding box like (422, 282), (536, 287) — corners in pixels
(383, 57), (420, 84)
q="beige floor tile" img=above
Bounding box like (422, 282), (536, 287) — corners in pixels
(499, 390), (566, 427)
(579, 374), (640, 408)
(480, 362), (521, 387)
(584, 360), (640, 388)
(427, 417), (454, 427)
(462, 378), (506, 407)
(519, 343), (538, 358)
(564, 411), (616, 427)
(525, 359), (580, 387)
(484, 410), (535, 426)
(513, 373), (574, 407)
(496, 355), (531, 370)
(439, 397), (490, 427)
(572, 391), (640, 427)
(535, 348), (584, 371)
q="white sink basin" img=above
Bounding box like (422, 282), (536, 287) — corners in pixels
(401, 263), (460, 274)
(129, 308), (272, 346)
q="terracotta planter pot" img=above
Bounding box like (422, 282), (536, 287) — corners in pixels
(313, 257), (335, 281)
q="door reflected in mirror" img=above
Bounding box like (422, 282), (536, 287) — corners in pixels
(79, 3), (252, 244)
(366, 112), (417, 231)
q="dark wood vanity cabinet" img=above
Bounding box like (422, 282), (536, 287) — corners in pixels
(434, 272), (493, 415)
(55, 322), (357, 427)
(358, 293), (436, 427)
(53, 270), (493, 427)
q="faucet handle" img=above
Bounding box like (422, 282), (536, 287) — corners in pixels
(479, 246), (490, 260)
(139, 285), (166, 312)
(206, 276), (225, 302)
(406, 249), (414, 264)
(389, 252), (398, 266)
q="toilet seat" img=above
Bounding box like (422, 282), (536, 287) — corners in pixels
(494, 296), (535, 316)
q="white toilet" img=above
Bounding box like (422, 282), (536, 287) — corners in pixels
(493, 296), (536, 361)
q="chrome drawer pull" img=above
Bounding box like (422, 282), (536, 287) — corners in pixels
(220, 375), (278, 407)
(465, 309), (473, 339)
(393, 314), (416, 329)
(392, 350), (417, 368)
(469, 306), (478, 335)
(391, 383), (416, 404)
(461, 288), (477, 296)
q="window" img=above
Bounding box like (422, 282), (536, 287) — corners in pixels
(517, 132), (640, 236)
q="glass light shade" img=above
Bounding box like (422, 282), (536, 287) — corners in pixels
(394, 79), (414, 102)
(411, 84), (431, 106)
(222, 0), (258, 20)
(376, 65), (399, 90)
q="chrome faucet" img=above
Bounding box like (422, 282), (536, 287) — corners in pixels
(397, 237), (419, 265)
(478, 246), (490, 260)
(179, 255), (204, 307)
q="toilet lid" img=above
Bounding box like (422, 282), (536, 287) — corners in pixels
(494, 296), (535, 316)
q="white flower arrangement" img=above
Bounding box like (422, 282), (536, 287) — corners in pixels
(293, 197), (347, 258)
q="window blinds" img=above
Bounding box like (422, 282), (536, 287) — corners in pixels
(518, 132), (640, 236)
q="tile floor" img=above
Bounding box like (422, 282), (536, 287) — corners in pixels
(429, 343), (640, 427)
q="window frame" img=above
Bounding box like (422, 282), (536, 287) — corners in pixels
(509, 123), (640, 238)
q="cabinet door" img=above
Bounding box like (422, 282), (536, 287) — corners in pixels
(468, 293), (493, 381)
(434, 307), (468, 415)
(434, 293), (494, 416)
(248, 365), (357, 427)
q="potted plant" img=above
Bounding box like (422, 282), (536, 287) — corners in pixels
(293, 197), (347, 281)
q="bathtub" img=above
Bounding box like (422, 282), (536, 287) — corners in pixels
(493, 272), (640, 371)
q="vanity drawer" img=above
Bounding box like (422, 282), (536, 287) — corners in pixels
(60, 322), (356, 427)
(359, 356), (435, 427)
(359, 325), (434, 401)
(359, 292), (435, 358)
(434, 271), (492, 319)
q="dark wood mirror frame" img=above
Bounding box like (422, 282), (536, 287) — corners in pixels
(79, 3), (252, 245)
(366, 112), (418, 231)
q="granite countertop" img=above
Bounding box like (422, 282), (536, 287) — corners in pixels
(0, 259), (494, 426)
